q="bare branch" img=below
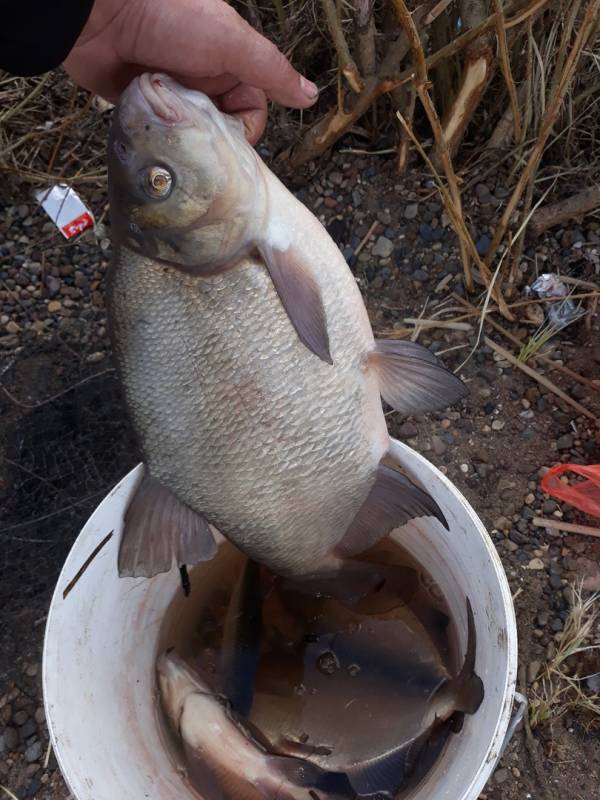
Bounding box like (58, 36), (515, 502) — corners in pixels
(355, 0), (377, 77)
(530, 185), (600, 234)
(493, 0), (523, 141)
(321, 0), (364, 92)
(484, 0), (600, 266)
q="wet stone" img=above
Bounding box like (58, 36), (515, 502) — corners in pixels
(2, 727), (18, 750)
(549, 574), (563, 590)
(431, 435), (447, 456)
(398, 422), (418, 439)
(542, 499), (558, 514)
(19, 719), (36, 740)
(24, 741), (42, 763)
(556, 434), (573, 450)
(372, 236), (394, 258)
(494, 768), (509, 785)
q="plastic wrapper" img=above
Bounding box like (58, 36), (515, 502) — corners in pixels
(541, 463), (600, 519)
(527, 273), (585, 329)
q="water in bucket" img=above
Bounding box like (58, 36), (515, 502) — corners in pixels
(157, 538), (484, 800)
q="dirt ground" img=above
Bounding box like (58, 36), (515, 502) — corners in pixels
(1, 112), (599, 800)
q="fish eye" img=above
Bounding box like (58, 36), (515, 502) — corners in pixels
(144, 165), (173, 199)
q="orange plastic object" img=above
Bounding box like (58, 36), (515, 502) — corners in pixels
(541, 464), (600, 519)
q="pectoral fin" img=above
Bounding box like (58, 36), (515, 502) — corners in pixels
(369, 339), (467, 415)
(118, 469), (217, 578)
(258, 242), (332, 364)
(336, 461), (449, 561)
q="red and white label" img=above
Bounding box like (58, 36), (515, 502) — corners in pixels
(36, 184), (95, 240)
(61, 211), (95, 239)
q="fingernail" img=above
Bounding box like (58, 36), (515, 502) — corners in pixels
(300, 77), (319, 100)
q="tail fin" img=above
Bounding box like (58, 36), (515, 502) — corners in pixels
(453, 598), (485, 715)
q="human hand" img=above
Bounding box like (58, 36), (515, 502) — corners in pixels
(64, 0), (319, 144)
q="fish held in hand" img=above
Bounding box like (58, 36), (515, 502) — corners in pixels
(107, 73), (467, 592)
(157, 649), (354, 800)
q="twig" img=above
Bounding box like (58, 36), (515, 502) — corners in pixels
(0, 492), (106, 534)
(530, 185), (600, 234)
(493, 0), (523, 141)
(321, 0), (364, 92)
(392, 0), (551, 89)
(425, 0), (456, 24)
(452, 293), (600, 393)
(355, 0), (377, 77)
(0, 785), (19, 800)
(354, 220), (379, 256)
(62, 531), (114, 599)
(484, 0), (600, 267)
(0, 368), (115, 409)
(431, 0), (496, 165)
(404, 317), (472, 330)
(43, 740), (52, 769)
(484, 336), (598, 421)
(533, 518), (600, 538)
(288, 0), (549, 167)
(0, 74), (50, 125)
(518, 664), (554, 800)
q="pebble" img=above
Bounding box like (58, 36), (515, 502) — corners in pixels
(537, 610), (550, 626)
(527, 660), (542, 683)
(13, 710), (28, 726)
(398, 421), (418, 439)
(47, 300), (62, 313)
(494, 768), (509, 785)
(431, 435), (446, 456)
(372, 236), (394, 258)
(549, 574), (562, 589)
(556, 434), (573, 450)
(45, 275), (61, 296)
(528, 558), (545, 570)
(404, 203), (418, 220)
(476, 235), (491, 256)
(5, 320), (19, 334)
(412, 269), (429, 282)
(491, 420), (505, 431)
(2, 727), (19, 750)
(24, 741), (42, 763)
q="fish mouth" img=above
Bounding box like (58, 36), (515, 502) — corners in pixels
(124, 73), (189, 125)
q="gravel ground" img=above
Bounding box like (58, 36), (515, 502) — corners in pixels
(1, 138), (599, 800)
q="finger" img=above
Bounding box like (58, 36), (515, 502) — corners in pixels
(218, 84), (268, 144)
(147, 1), (319, 110)
(221, 6), (318, 108)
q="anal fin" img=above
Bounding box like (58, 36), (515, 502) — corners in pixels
(118, 468), (217, 579)
(336, 461), (449, 562)
(369, 338), (467, 415)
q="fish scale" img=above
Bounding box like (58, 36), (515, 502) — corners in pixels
(108, 247), (379, 575)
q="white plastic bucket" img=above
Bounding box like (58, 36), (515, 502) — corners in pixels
(43, 438), (521, 800)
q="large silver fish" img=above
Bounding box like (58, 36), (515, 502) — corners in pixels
(106, 73), (466, 593)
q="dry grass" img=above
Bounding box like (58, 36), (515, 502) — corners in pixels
(530, 583), (600, 730)
(0, 71), (110, 192)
